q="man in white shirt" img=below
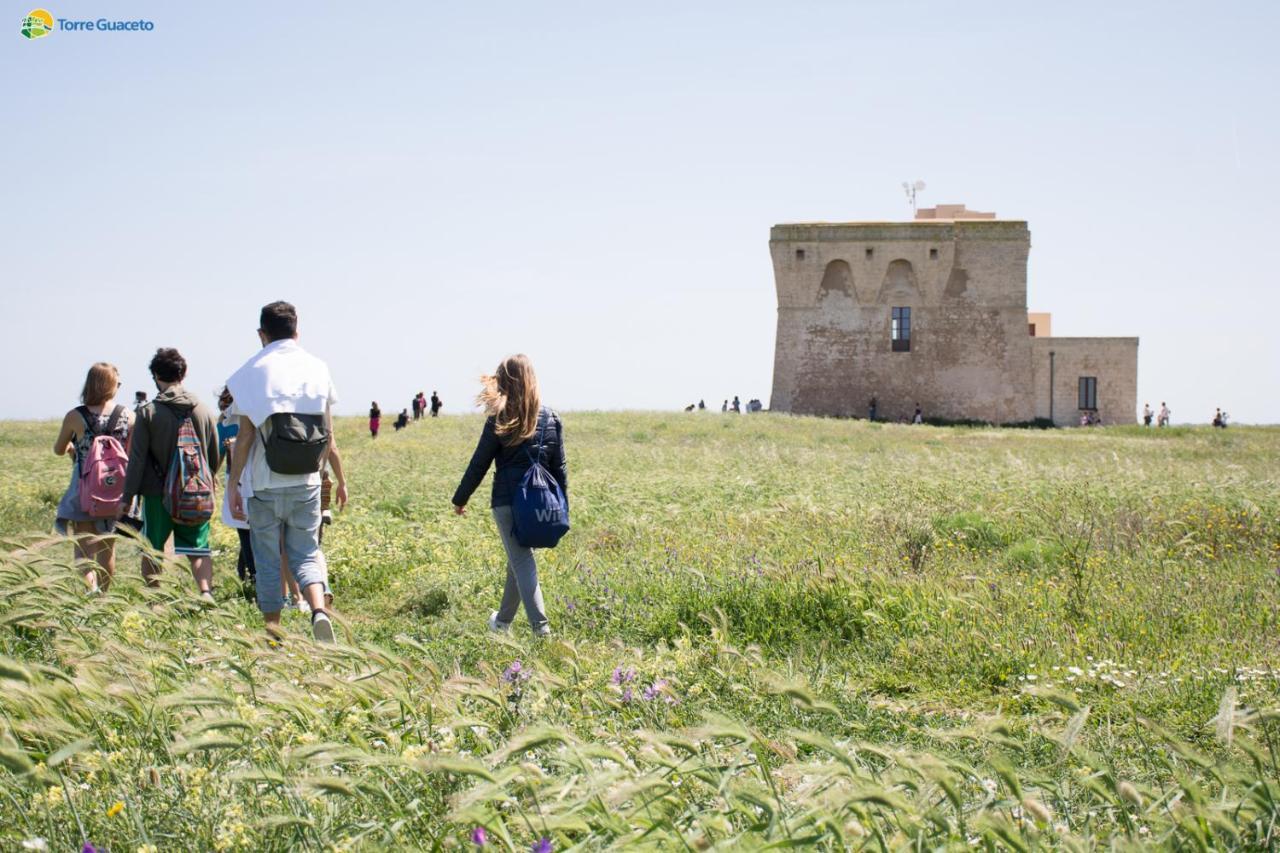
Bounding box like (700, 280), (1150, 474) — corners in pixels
(226, 301), (347, 641)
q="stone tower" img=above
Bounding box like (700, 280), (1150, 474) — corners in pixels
(770, 207), (1036, 423)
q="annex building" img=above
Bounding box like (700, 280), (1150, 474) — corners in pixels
(768, 204), (1138, 425)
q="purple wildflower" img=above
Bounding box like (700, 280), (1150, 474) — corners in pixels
(611, 666), (636, 685)
(621, 687), (633, 704)
(643, 680), (667, 701)
(502, 661), (529, 684)
(470, 826), (488, 847)
(532, 838), (553, 853)
(82, 845), (99, 853)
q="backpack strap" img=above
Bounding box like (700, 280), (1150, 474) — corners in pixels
(104, 405), (125, 438)
(526, 408), (547, 466)
(75, 405), (95, 436)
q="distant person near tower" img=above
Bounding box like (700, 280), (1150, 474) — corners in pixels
(1143, 403), (1153, 427)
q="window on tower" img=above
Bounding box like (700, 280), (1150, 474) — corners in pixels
(892, 306), (911, 352)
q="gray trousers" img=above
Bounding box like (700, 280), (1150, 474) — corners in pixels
(492, 505), (549, 630)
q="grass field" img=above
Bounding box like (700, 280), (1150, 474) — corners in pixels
(1, 412), (1278, 850)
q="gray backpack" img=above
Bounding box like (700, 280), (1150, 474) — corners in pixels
(263, 412), (329, 474)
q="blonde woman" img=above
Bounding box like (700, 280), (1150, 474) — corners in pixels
(452, 354), (567, 636)
(53, 362), (134, 592)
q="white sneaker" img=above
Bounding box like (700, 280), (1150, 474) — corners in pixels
(487, 611), (510, 633)
(311, 610), (335, 643)
(295, 598), (311, 615)
(533, 624), (552, 639)
(199, 591), (216, 606)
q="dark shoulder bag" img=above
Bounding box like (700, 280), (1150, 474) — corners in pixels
(263, 412), (329, 475)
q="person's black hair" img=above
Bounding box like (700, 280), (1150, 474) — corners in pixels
(259, 301), (298, 342)
(149, 347), (187, 383)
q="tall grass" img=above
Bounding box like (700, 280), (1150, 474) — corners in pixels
(1, 413), (1277, 849)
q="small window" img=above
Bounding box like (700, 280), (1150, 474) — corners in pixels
(795, 248), (806, 261)
(865, 248), (874, 260)
(891, 306), (911, 352)
(1028, 323), (1036, 336)
(1078, 376), (1098, 410)
(929, 248), (938, 260)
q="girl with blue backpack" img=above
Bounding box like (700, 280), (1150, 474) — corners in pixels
(452, 354), (568, 637)
(53, 362), (134, 593)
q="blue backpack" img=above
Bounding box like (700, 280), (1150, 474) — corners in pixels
(510, 410), (570, 549)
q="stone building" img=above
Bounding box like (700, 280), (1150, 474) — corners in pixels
(769, 205), (1138, 425)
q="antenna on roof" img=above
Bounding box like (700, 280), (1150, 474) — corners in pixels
(902, 179), (926, 214)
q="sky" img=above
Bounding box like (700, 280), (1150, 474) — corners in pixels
(3, 1), (1278, 423)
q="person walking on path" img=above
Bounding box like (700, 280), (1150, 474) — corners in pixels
(53, 362), (134, 593)
(1143, 403), (1153, 427)
(452, 354), (566, 637)
(430, 391), (442, 417)
(226, 301), (346, 642)
(1158, 402), (1171, 427)
(122, 348), (221, 600)
(369, 402), (382, 438)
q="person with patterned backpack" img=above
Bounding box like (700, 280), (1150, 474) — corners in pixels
(54, 362), (134, 593)
(121, 348), (221, 602)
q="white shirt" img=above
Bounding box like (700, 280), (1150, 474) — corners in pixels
(226, 338), (339, 491)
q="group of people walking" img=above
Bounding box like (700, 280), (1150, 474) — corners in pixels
(53, 303), (565, 641)
(1142, 402), (1172, 427)
(371, 390), (442, 437)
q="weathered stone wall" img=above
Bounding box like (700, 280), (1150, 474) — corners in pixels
(770, 221), (1036, 423)
(1030, 337), (1139, 425)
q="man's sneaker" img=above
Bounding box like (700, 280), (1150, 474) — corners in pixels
(487, 611), (510, 633)
(311, 610), (335, 643)
(199, 591), (216, 606)
(295, 598), (311, 615)
(533, 624), (552, 639)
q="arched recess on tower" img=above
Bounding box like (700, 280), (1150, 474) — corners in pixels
(876, 259), (920, 302)
(818, 260), (854, 299)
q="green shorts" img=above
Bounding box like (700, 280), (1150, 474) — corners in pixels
(141, 495), (211, 557)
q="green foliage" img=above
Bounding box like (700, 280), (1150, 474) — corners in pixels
(933, 511), (1007, 552)
(1003, 538), (1064, 572)
(0, 413), (1277, 850)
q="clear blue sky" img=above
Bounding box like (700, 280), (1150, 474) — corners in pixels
(4, 1), (1278, 423)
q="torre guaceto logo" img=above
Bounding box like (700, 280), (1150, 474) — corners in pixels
(21, 8), (53, 39)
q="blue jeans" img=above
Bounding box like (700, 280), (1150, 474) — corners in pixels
(248, 485), (328, 614)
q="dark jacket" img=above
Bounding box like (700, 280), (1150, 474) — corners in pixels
(452, 407), (567, 508)
(123, 385), (220, 501)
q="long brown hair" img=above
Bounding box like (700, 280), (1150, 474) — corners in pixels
(80, 362), (120, 407)
(478, 354), (542, 445)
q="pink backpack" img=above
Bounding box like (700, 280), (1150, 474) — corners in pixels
(77, 406), (128, 518)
